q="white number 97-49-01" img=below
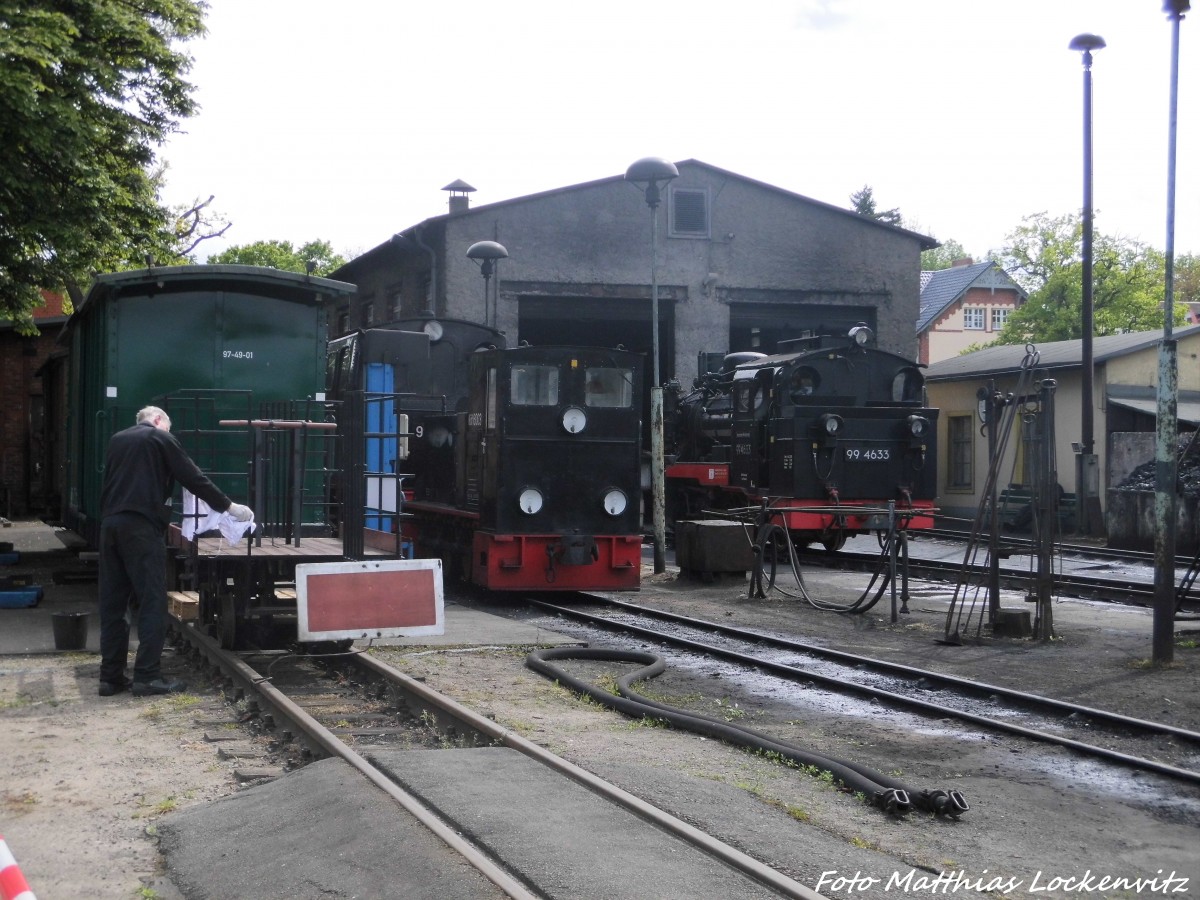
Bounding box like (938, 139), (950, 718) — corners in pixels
(222, 350), (254, 359)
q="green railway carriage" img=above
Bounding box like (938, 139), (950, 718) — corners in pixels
(61, 265), (355, 547)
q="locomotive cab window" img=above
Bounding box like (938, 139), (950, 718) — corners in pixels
(584, 368), (634, 408)
(788, 366), (820, 402)
(892, 366), (925, 404)
(511, 365), (559, 406)
(733, 375), (767, 414)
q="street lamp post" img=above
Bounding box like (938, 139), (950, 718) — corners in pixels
(1153, 0), (1189, 664)
(466, 241), (509, 329)
(625, 157), (679, 575)
(1069, 32), (1105, 537)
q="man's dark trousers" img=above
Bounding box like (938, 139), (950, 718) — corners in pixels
(99, 512), (169, 684)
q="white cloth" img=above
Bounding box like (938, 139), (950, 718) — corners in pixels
(181, 490), (256, 546)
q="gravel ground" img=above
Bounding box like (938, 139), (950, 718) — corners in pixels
(2, 538), (1199, 899)
(373, 567), (1200, 899)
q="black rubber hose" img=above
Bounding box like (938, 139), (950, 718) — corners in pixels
(527, 646), (968, 817)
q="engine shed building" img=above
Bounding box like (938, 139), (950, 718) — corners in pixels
(330, 159), (935, 390)
(923, 325), (1200, 545)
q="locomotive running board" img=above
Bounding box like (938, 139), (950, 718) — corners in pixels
(295, 558), (444, 642)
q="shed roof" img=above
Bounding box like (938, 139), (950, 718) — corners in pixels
(336, 159), (938, 278)
(924, 324), (1200, 381)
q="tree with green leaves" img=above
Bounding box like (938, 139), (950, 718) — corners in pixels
(1173, 253), (1200, 311)
(994, 212), (1186, 345)
(849, 185), (902, 227)
(0, 0), (206, 330)
(920, 238), (972, 272)
(206, 240), (347, 277)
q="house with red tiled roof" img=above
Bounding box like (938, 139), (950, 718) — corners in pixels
(917, 260), (1026, 365)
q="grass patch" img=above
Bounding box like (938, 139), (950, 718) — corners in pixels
(712, 697), (745, 722)
(628, 715), (670, 729)
(2, 790), (39, 813)
(138, 694), (202, 720)
(1129, 658), (1178, 670)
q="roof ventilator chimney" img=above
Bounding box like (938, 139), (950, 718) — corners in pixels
(443, 179), (476, 215)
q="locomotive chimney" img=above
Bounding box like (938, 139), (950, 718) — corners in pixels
(443, 179), (476, 215)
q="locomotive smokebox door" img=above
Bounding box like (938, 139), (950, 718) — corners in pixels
(296, 558), (444, 642)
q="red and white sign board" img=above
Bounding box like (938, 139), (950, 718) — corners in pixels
(296, 558), (444, 642)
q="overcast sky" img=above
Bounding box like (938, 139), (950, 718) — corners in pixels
(159, 0), (1199, 264)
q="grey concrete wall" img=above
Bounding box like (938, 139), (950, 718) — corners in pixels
(436, 162), (926, 387)
(1106, 490), (1198, 552)
(1108, 432), (1156, 489)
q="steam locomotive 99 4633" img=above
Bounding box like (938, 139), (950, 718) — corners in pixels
(664, 325), (938, 551)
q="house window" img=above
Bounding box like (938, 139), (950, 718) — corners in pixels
(670, 188), (709, 237)
(362, 302), (375, 327)
(336, 310), (349, 335)
(948, 415), (972, 489)
(991, 308), (1010, 331)
(963, 308), (985, 330)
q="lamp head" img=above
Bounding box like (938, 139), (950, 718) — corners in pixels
(1069, 33), (1106, 63)
(467, 240), (509, 278)
(1164, 1), (1190, 18)
(625, 157), (679, 208)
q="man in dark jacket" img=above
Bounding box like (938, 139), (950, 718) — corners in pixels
(98, 405), (253, 697)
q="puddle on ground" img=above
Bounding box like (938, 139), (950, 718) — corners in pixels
(530, 612), (1200, 818)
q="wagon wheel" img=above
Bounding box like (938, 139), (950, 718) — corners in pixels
(821, 531), (847, 553)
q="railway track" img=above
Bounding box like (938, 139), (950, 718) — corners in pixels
(533, 596), (1200, 788)
(800, 535), (1200, 610)
(167, 614), (822, 900)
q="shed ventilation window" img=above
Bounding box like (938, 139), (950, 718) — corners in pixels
(671, 188), (709, 236)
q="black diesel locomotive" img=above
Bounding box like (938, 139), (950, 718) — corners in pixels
(329, 321), (645, 591)
(664, 325), (938, 549)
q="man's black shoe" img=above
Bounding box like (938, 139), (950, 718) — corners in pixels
(98, 677), (132, 697)
(131, 678), (188, 696)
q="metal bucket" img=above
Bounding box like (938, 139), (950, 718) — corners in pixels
(52, 612), (89, 651)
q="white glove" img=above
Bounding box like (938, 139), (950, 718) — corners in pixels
(227, 503), (254, 522)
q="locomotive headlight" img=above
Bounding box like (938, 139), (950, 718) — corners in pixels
(907, 415), (930, 437)
(561, 406), (587, 433)
(518, 488), (544, 514)
(819, 413), (843, 435)
(602, 488), (628, 516)
(849, 324), (874, 347)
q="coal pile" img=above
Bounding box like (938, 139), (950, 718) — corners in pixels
(1114, 433), (1200, 497)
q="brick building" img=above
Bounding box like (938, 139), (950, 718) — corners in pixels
(916, 260), (1026, 365)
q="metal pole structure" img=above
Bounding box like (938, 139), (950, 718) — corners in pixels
(985, 381), (1002, 624)
(1069, 34), (1105, 536)
(1033, 379), (1058, 642)
(482, 267), (491, 327)
(649, 192), (667, 574)
(626, 158), (679, 575)
(466, 241), (509, 332)
(1154, 1), (1189, 664)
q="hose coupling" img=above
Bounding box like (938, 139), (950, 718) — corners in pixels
(873, 788), (912, 815)
(918, 789), (970, 817)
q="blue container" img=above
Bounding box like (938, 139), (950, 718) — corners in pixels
(0, 588), (41, 609)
